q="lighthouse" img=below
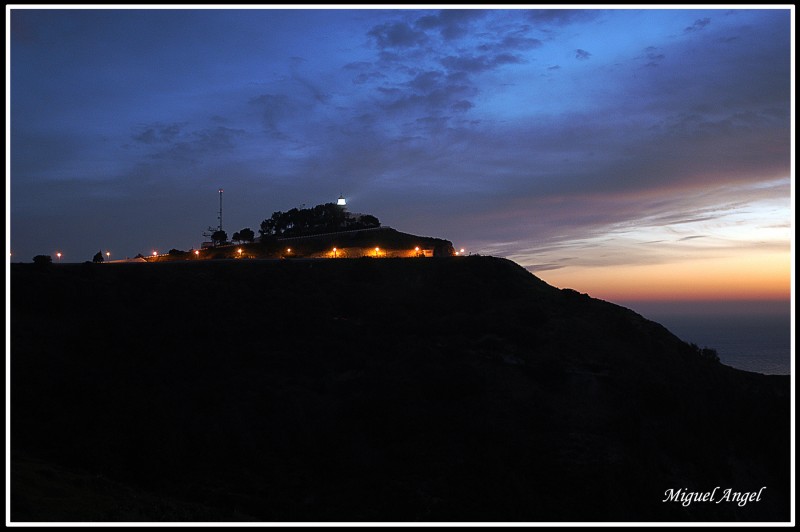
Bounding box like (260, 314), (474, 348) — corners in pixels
(337, 194), (347, 207)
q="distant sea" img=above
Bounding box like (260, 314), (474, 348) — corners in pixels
(620, 302), (792, 376)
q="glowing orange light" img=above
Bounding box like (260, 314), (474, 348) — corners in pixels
(194, 250), (200, 256)
(152, 251), (158, 256)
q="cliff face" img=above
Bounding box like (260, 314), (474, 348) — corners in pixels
(10, 257), (790, 522)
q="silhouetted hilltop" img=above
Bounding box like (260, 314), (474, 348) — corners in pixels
(10, 257), (790, 522)
(158, 227), (455, 261)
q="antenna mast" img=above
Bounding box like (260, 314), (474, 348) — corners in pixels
(218, 188), (223, 232)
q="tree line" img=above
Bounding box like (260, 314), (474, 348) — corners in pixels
(204, 202), (380, 246)
(258, 202), (379, 239)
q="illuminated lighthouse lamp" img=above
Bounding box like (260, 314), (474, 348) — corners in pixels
(337, 194), (347, 206)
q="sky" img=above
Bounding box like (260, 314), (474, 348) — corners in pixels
(6, 6), (794, 307)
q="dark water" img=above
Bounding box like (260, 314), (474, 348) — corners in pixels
(643, 313), (791, 375)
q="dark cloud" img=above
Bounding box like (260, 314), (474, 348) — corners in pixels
(190, 126), (244, 153)
(414, 9), (485, 40)
(575, 49), (591, 60)
(408, 70), (444, 92)
(684, 18), (711, 33)
(352, 71), (386, 85)
(528, 9), (599, 26)
(356, 12), (540, 131)
(249, 93), (294, 134)
(291, 73), (330, 104)
(378, 81), (477, 114)
(132, 123), (183, 144)
(494, 53), (524, 66)
(414, 116), (451, 132)
(500, 34), (543, 50)
(148, 126), (246, 163)
(344, 61), (388, 85)
(451, 100), (474, 112)
(477, 34), (542, 53)
(641, 46), (665, 67)
(524, 262), (565, 272)
(368, 21), (427, 49)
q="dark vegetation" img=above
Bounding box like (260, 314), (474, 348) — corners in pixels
(10, 257), (790, 522)
(690, 343), (721, 363)
(259, 202), (380, 238)
(210, 230), (227, 247)
(231, 228), (255, 244)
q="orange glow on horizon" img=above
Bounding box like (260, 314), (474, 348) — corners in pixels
(535, 251), (790, 302)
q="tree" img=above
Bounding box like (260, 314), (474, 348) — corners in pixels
(689, 343), (721, 363)
(92, 250), (104, 263)
(700, 347), (720, 363)
(32, 255), (52, 265)
(232, 232), (241, 244)
(259, 218), (277, 237)
(239, 228), (255, 243)
(359, 214), (380, 228)
(211, 230), (227, 246)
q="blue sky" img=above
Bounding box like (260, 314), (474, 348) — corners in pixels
(7, 6), (793, 303)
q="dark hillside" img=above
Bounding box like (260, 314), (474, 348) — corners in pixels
(10, 257), (790, 522)
(184, 227), (455, 260)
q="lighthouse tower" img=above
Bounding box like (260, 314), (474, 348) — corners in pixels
(337, 194), (347, 207)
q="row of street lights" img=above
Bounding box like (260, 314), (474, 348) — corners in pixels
(45, 245), (467, 263)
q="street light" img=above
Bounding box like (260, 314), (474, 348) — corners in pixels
(374, 247), (380, 258)
(106, 251), (110, 262)
(194, 250), (200, 258)
(56, 252), (62, 262)
(332, 247), (337, 258)
(237, 248), (243, 258)
(152, 251), (158, 259)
